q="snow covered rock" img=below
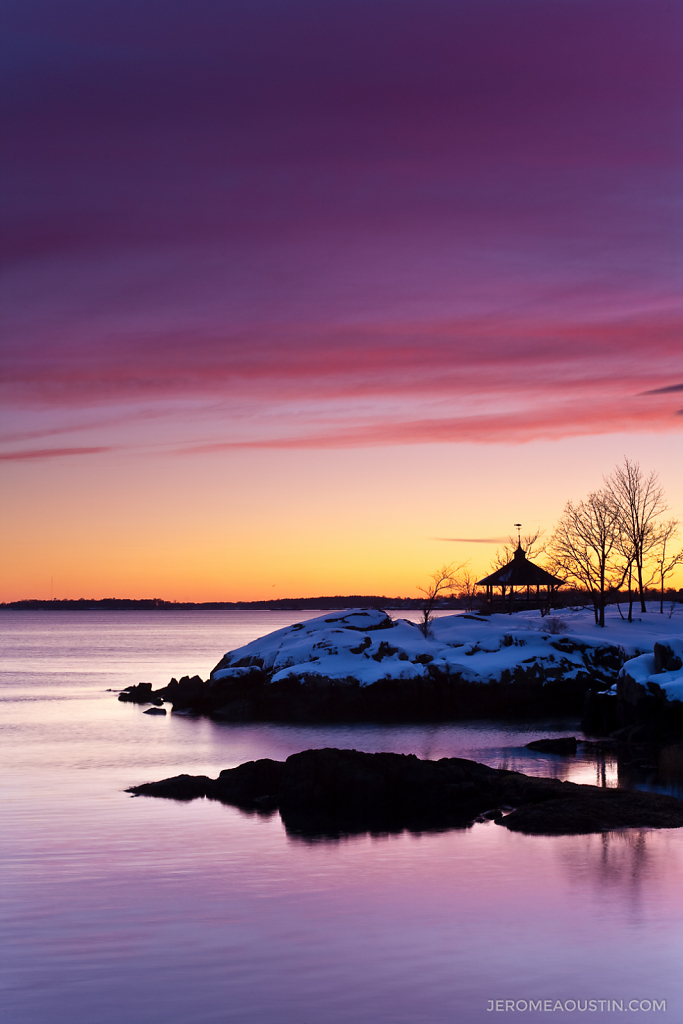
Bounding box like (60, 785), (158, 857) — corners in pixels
(619, 638), (683, 705)
(211, 609), (429, 685)
(209, 608), (622, 689)
(115, 602), (683, 725)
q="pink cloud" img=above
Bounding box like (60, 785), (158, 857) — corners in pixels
(175, 398), (682, 452)
(0, 447), (113, 461)
(3, 314), (681, 403)
(2, 0), (680, 454)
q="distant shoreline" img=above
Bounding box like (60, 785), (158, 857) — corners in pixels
(2, 590), (679, 612)
(0, 596), (430, 611)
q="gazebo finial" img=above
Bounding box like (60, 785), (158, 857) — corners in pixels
(514, 522), (522, 549)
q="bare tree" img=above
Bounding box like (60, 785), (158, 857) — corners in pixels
(652, 519), (683, 614)
(613, 518), (637, 623)
(458, 568), (480, 611)
(548, 490), (623, 627)
(606, 459), (668, 613)
(490, 529), (547, 571)
(418, 562), (468, 637)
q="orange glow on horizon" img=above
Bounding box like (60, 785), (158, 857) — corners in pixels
(2, 434), (682, 602)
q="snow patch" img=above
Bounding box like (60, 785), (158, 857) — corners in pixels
(212, 606), (634, 687)
(620, 637), (683, 703)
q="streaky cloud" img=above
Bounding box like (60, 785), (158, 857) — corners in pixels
(0, 446), (113, 461)
(434, 537), (508, 544)
(175, 400), (683, 452)
(2, 0), (681, 457)
(641, 382), (683, 395)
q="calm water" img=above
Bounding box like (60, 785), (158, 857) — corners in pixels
(2, 610), (682, 1024)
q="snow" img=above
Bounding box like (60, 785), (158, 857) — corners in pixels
(212, 603), (683, 689)
(620, 637), (683, 703)
(429, 605), (682, 658)
(623, 653), (657, 686)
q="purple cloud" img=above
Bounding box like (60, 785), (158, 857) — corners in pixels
(2, 0), (681, 451)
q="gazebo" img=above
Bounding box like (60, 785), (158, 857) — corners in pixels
(477, 544), (564, 614)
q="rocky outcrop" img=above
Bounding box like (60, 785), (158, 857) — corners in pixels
(654, 640), (683, 674)
(500, 788), (683, 834)
(118, 682), (163, 705)
(615, 638), (683, 741)
(126, 747), (683, 837)
(122, 671), (597, 722)
(118, 609), (627, 723)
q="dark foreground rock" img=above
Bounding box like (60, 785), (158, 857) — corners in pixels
(126, 747), (683, 838)
(117, 609), (629, 724)
(501, 789), (683, 834)
(525, 737), (577, 755)
(122, 672), (602, 723)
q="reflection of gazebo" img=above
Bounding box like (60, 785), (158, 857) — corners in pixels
(477, 545), (564, 613)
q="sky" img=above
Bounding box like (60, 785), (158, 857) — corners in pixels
(1, 0), (682, 601)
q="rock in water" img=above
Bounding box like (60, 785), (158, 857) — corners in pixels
(525, 737), (577, 755)
(500, 788), (683, 834)
(118, 682), (163, 705)
(126, 747), (683, 837)
(131, 773), (213, 800)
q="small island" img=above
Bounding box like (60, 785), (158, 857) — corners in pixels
(127, 746), (683, 838)
(118, 606), (683, 737)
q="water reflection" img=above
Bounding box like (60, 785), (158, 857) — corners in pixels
(615, 745), (683, 801)
(558, 828), (663, 926)
(3, 611), (683, 1024)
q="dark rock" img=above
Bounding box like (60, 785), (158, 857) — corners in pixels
(525, 737), (577, 755)
(320, 611), (395, 633)
(581, 688), (618, 736)
(129, 773), (213, 800)
(143, 707), (167, 715)
(371, 641), (399, 662)
(164, 674), (205, 711)
(210, 758), (284, 807)
(654, 641), (683, 674)
(212, 699), (256, 721)
(551, 640), (583, 655)
(126, 747), (683, 837)
(611, 721), (664, 744)
(230, 656), (265, 669)
(581, 738), (617, 751)
(500, 788), (683, 835)
(118, 682), (164, 705)
(118, 660), (612, 723)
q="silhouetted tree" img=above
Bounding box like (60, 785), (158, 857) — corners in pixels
(490, 529), (546, 571)
(458, 568), (480, 611)
(548, 490), (623, 627)
(418, 562), (468, 637)
(652, 519), (683, 614)
(606, 459), (668, 613)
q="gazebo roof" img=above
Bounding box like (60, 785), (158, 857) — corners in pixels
(477, 546), (564, 588)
